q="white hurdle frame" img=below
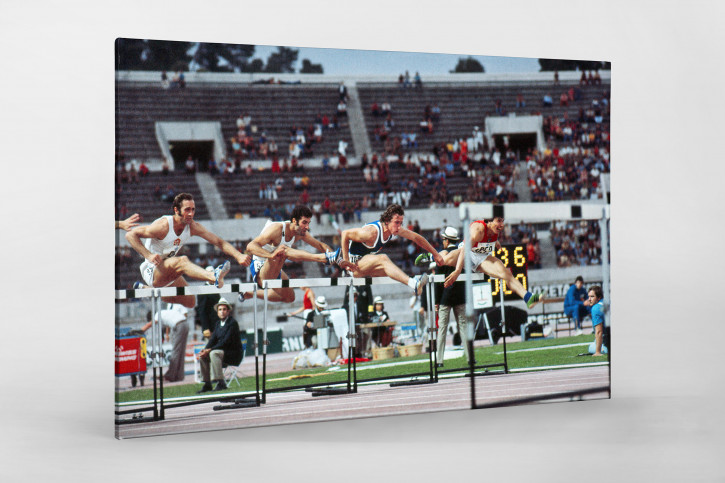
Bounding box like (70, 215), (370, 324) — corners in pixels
(115, 272), (494, 411)
(458, 201), (612, 408)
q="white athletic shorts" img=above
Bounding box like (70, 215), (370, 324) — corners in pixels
(469, 251), (491, 270)
(456, 242), (491, 270)
(250, 258), (282, 285)
(139, 260), (177, 288)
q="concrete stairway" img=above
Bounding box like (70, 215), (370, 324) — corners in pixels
(513, 161), (531, 202)
(195, 172), (228, 219)
(344, 81), (372, 159)
(537, 231), (557, 268)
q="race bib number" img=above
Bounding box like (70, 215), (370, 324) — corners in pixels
(471, 242), (496, 255)
(162, 247), (179, 258)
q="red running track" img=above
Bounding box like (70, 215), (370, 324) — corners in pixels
(116, 365), (610, 439)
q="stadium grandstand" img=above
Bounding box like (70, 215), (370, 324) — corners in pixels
(115, 69), (610, 349)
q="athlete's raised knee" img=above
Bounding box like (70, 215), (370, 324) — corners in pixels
(171, 255), (190, 268)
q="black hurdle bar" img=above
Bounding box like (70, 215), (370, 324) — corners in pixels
(310, 289), (357, 397)
(252, 283), (357, 399)
(472, 385), (611, 410)
(389, 281), (438, 387)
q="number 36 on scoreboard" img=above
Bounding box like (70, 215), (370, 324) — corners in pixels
(484, 244), (528, 302)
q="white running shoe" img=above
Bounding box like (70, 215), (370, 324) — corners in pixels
(214, 261), (231, 288)
(414, 273), (429, 296)
(325, 248), (341, 265)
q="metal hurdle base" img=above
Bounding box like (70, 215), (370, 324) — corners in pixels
(389, 379), (437, 387)
(213, 398), (259, 411)
(308, 387), (351, 397)
(114, 401), (162, 424)
(472, 386), (611, 410)
(115, 411), (158, 425)
(463, 362), (507, 377)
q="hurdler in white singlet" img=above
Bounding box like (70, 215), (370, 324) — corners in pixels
(139, 215), (191, 286)
(144, 215), (191, 260)
(252, 220), (298, 265)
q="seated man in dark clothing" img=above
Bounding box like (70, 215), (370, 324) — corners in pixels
(196, 298), (242, 393)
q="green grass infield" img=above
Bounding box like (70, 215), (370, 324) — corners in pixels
(116, 334), (608, 404)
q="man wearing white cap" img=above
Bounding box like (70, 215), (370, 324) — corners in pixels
(303, 296), (328, 349)
(370, 296), (392, 347)
(416, 217), (544, 310)
(419, 227), (471, 366)
(196, 298), (242, 393)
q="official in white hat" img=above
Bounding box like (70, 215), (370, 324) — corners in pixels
(441, 226), (461, 242)
(196, 297), (242, 393)
(304, 295), (329, 348)
(371, 296), (391, 347)
(315, 295), (328, 309)
(415, 226), (471, 366)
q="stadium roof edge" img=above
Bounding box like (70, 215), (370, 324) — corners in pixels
(116, 70), (611, 85)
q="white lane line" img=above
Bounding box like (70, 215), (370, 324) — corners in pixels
(120, 382), (611, 436)
(119, 374), (610, 431)
(117, 368), (610, 435)
(495, 342), (591, 354)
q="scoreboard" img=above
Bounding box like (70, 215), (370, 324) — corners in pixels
(479, 244), (528, 302)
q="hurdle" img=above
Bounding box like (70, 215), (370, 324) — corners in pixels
(458, 201), (612, 409)
(114, 283), (262, 424)
(237, 274), (498, 396)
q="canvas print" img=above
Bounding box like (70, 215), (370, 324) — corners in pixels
(115, 39), (611, 438)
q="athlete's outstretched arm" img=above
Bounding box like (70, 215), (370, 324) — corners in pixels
(443, 223), (485, 287)
(116, 213), (141, 231)
(246, 223), (285, 260)
(125, 217), (170, 266)
(299, 232), (331, 253)
(192, 222), (251, 267)
(396, 227), (445, 266)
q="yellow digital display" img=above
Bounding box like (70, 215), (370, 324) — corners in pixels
(485, 244), (528, 302)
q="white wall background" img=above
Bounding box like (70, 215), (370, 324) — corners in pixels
(1, 1), (724, 481)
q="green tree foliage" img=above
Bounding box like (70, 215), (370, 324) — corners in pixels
(244, 58), (266, 73)
(451, 56), (485, 73)
(300, 58), (324, 74)
(265, 46), (299, 73)
(115, 38), (192, 71)
(191, 42), (255, 72)
(116, 38), (256, 73)
(116, 40), (328, 75)
(538, 58), (610, 72)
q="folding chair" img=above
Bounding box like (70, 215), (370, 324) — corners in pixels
(223, 338), (247, 388)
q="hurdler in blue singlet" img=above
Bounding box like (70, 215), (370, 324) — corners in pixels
(348, 220), (396, 263)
